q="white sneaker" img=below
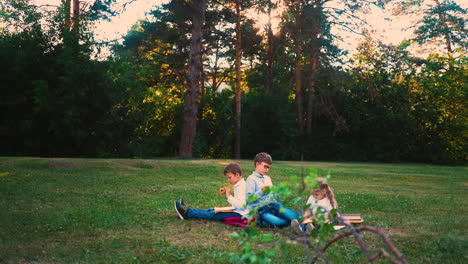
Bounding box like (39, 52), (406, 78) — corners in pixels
(291, 219), (303, 234)
(305, 223), (314, 235)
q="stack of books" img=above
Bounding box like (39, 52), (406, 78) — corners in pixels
(333, 214), (364, 230)
(340, 214), (364, 224)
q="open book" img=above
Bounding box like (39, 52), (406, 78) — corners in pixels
(214, 206), (235, 213)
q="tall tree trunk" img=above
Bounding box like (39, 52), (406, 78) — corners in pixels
(179, 0), (206, 158)
(293, 0), (303, 134)
(306, 13), (320, 134)
(266, 8), (273, 95)
(234, 0), (242, 159)
(434, 0), (453, 71)
(200, 46), (206, 98)
(72, 0), (79, 30)
(64, 0), (71, 31)
(211, 42), (219, 95)
(71, 0), (79, 47)
(306, 47), (318, 134)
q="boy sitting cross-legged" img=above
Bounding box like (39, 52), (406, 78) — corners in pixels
(174, 163), (248, 221)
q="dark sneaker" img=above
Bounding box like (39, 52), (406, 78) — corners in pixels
(174, 200), (188, 220)
(291, 219), (303, 234)
(178, 197), (186, 207)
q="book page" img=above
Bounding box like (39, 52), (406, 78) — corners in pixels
(214, 206), (235, 213)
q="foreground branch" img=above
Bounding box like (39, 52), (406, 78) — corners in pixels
(311, 224), (408, 264)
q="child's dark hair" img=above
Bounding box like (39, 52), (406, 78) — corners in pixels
(224, 163), (242, 176)
(317, 178), (338, 209)
(254, 152), (272, 166)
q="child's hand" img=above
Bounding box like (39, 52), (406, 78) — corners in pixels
(224, 187), (231, 197)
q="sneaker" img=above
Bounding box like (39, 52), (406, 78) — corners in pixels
(305, 223), (314, 235)
(291, 219), (303, 234)
(174, 200), (188, 220)
(178, 197), (186, 207)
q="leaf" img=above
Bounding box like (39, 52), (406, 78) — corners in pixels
(261, 233), (274, 243)
(247, 195), (259, 203)
(244, 227), (259, 237)
(287, 11), (294, 21)
(309, 167), (318, 178)
(230, 232), (240, 239)
(290, 176), (298, 184)
(241, 253), (253, 262)
(292, 197), (301, 205)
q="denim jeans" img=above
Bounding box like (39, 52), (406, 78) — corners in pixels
(256, 202), (299, 228)
(187, 208), (241, 221)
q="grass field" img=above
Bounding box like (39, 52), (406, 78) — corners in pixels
(0, 157), (466, 263)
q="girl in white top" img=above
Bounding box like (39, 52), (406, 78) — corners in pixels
(303, 178), (338, 223)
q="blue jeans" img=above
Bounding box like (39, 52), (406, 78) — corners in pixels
(187, 208), (241, 221)
(256, 202), (299, 228)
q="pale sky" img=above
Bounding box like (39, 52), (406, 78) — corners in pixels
(32, 0), (466, 56)
(93, 0), (168, 43)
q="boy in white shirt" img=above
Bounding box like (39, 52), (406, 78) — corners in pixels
(174, 163), (248, 221)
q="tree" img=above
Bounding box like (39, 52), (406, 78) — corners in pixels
(304, 1), (322, 134)
(234, 0), (242, 159)
(292, 0), (304, 134)
(394, 0), (467, 71)
(254, 0), (279, 96)
(0, 0), (126, 157)
(179, 0), (207, 158)
(202, 3), (235, 95)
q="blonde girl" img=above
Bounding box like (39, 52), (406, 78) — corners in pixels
(291, 178), (338, 233)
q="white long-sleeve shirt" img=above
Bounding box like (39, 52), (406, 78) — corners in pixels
(306, 196), (333, 216)
(227, 178), (248, 217)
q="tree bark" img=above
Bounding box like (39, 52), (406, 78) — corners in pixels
(72, 0), (79, 30)
(266, 8), (273, 95)
(434, 0), (453, 71)
(234, 0), (242, 159)
(306, 2), (320, 134)
(64, 0), (71, 31)
(306, 14), (320, 134)
(306, 46), (318, 134)
(293, 0), (303, 134)
(211, 41), (219, 95)
(179, 0), (206, 158)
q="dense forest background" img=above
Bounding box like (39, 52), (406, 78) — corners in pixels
(0, 0), (466, 164)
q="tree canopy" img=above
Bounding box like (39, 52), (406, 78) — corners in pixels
(0, 0), (466, 164)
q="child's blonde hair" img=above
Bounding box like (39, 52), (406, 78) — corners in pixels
(316, 178), (338, 209)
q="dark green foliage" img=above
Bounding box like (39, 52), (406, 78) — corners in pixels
(241, 93), (300, 160)
(0, 0), (465, 164)
(412, 0), (467, 49)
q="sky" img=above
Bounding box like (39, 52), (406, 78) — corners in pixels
(91, 0), (453, 55)
(32, 0), (466, 56)
(93, 0), (168, 43)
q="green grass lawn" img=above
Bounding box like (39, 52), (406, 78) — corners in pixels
(0, 157), (466, 263)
